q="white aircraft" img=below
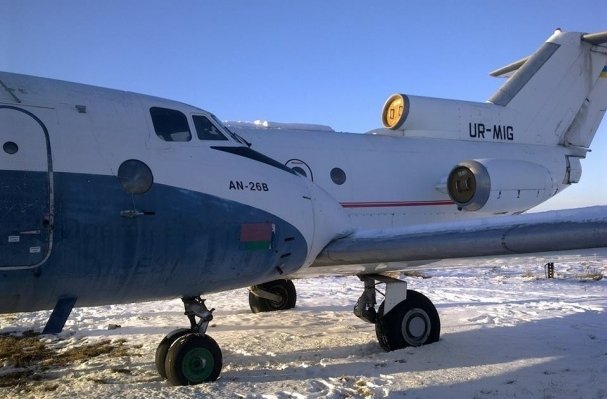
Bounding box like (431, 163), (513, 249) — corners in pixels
(0, 29), (606, 385)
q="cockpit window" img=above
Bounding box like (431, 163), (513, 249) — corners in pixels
(210, 114), (249, 145)
(150, 107), (192, 142)
(193, 115), (229, 141)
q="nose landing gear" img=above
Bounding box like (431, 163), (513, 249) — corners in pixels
(155, 297), (223, 385)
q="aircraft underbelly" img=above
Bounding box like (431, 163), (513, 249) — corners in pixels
(0, 172), (309, 312)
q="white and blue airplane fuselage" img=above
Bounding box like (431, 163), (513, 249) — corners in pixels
(0, 75), (348, 312)
(1, 29), (606, 385)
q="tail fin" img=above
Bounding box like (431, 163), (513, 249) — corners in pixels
(563, 63), (607, 148)
(489, 30), (607, 148)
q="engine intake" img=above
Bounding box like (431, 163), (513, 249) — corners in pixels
(447, 159), (555, 214)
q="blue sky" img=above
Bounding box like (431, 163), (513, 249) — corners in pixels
(1, 1), (605, 210)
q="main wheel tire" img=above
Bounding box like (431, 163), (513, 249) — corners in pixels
(155, 328), (191, 379)
(165, 333), (223, 385)
(375, 290), (440, 351)
(249, 279), (296, 313)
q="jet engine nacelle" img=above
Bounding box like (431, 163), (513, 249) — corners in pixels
(447, 159), (556, 214)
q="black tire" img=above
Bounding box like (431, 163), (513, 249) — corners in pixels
(248, 279), (297, 313)
(375, 290), (440, 352)
(155, 328), (191, 380)
(165, 333), (223, 385)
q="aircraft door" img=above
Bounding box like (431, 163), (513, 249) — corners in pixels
(0, 106), (53, 269)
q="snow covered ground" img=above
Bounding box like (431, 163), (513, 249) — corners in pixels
(1, 249), (606, 399)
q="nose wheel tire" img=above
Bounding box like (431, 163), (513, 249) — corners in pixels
(249, 279), (297, 313)
(164, 333), (223, 385)
(375, 290), (440, 351)
(155, 328), (191, 379)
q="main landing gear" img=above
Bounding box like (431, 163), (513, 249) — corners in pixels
(248, 279), (297, 313)
(155, 297), (222, 385)
(247, 276), (440, 350)
(354, 274), (441, 351)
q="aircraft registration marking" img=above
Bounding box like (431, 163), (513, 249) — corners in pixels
(469, 122), (514, 141)
(229, 180), (270, 192)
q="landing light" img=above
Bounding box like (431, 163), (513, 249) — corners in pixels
(381, 93), (409, 129)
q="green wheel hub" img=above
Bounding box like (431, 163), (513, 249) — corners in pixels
(165, 333), (223, 385)
(182, 347), (214, 383)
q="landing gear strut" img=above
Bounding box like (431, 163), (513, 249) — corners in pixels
(155, 297), (223, 385)
(354, 275), (441, 351)
(248, 279), (297, 313)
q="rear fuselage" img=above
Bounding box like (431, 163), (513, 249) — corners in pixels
(231, 123), (574, 228)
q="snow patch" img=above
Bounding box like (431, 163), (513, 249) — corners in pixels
(0, 251), (605, 398)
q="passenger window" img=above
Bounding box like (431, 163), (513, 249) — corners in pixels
(193, 115), (229, 141)
(150, 107), (192, 142)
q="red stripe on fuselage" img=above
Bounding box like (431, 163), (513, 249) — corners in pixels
(340, 200), (454, 208)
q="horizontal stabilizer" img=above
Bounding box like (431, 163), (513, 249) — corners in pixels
(490, 56), (529, 78)
(490, 30), (607, 78)
(582, 31), (607, 45)
(313, 206), (607, 267)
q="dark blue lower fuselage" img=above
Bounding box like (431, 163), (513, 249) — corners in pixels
(0, 171), (307, 312)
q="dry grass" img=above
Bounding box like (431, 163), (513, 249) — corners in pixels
(0, 332), (54, 370)
(59, 338), (132, 363)
(575, 270), (604, 282)
(0, 332), (135, 389)
(401, 270), (431, 279)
